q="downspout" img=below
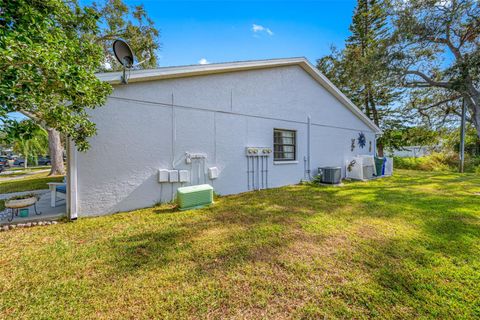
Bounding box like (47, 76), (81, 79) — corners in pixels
(171, 93), (176, 200)
(374, 133), (382, 157)
(307, 115), (312, 180)
(171, 93), (176, 169)
(66, 138), (78, 220)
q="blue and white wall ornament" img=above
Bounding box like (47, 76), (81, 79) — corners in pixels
(358, 132), (366, 149)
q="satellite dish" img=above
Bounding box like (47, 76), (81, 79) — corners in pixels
(113, 39), (134, 68)
(112, 39), (134, 84)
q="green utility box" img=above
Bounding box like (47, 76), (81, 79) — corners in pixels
(374, 157), (385, 176)
(177, 184), (214, 211)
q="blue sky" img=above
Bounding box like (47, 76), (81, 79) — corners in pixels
(94, 0), (357, 67)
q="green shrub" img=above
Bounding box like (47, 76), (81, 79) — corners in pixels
(394, 152), (480, 173)
(475, 165), (480, 175)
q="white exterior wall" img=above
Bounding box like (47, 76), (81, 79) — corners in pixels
(75, 65), (376, 217)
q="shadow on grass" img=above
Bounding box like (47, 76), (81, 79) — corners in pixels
(102, 171), (479, 318)
(329, 176), (480, 258)
(104, 186), (355, 277)
(109, 174), (479, 265)
(152, 204), (177, 214)
(2, 171), (479, 319)
(358, 234), (480, 318)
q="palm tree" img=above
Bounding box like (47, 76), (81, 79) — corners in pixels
(1, 120), (48, 168)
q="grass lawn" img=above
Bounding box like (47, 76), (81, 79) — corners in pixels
(0, 172), (29, 178)
(0, 170), (479, 319)
(0, 172), (64, 194)
(6, 166), (51, 172)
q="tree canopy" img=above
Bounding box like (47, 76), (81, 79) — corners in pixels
(0, 0), (160, 154)
(392, 0), (480, 137)
(94, 0), (160, 71)
(0, 0), (112, 152)
(318, 0), (479, 155)
(318, 0), (399, 155)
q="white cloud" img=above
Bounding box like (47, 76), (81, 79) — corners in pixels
(252, 24), (274, 36)
(198, 58), (209, 65)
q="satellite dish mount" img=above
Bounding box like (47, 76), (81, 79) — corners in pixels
(112, 39), (134, 84)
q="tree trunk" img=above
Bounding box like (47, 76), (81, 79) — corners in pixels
(364, 90), (371, 118)
(368, 94), (383, 156)
(47, 128), (65, 176)
(469, 98), (480, 140)
(464, 80), (480, 139)
(377, 142), (384, 157)
(371, 104), (380, 127)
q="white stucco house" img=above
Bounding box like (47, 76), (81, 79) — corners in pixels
(64, 57), (381, 219)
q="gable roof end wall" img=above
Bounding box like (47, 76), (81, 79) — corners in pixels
(96, 57), (382, 134)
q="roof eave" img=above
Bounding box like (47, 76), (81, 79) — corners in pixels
(298, 60), (382, 134)
(97, 58), (306, 85)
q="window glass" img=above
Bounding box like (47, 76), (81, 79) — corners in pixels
(273, 129), (296, 161)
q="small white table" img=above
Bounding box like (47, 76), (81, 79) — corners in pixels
(47, 182), (66, 208)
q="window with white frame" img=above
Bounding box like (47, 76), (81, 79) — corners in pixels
(273, 129), (296, 161)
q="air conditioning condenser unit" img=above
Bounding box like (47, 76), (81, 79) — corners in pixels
(318, 166), (342, 184)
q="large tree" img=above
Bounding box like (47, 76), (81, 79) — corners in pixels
(0, 0), (112, 175)
(45, 0), (160, 175)
(94, 0), (160, 71)
(1, 0), (160, 176)
(318, 0), (398, 156)
(392, 0), (480, 138)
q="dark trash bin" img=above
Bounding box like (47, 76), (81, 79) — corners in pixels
(374, 157), (385, 176)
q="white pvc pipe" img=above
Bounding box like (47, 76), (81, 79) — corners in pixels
(307, 115), (311, 180)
